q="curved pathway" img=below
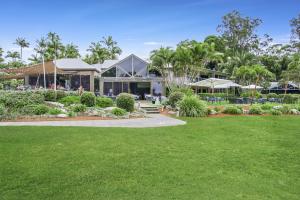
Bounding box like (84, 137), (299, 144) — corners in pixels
(0, 114), (186, 128)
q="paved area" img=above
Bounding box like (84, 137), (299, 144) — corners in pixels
(0, 114), (186, 128)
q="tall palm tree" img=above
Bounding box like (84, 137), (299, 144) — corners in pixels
(101, 36), (122, 59)
(14, 37), (30, 60)
(63, 43), (80, 58)
(150, 47), (175, 91)
(86, 42), (109, 64)
(46, 32), (63, 60)
(5, 51), (20, 62)
(35, 37), (48, 89)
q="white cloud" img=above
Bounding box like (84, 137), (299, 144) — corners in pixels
(143, 41), (163, 46)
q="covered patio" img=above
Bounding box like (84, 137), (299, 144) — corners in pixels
(0, 59), (99, 92)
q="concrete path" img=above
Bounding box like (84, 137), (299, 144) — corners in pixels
(0, 114), (186, 128)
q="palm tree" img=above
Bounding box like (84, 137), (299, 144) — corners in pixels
(46, 32), (63, 60)
(63, 43), (80, 58)
(0, 47), (4, 63)
(150, 47), (175, 91)
(86, 42), (109, 64)
(34, 37), (48, 89)
(28, 54), (41, 64)
(101, 36), (122, 59)
(14, 37), (30, 60)
(5, 51), (20, 62)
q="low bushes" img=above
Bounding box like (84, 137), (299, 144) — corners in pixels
(71, 104), (87, 113)
(80, 92), (96, 107)
(249, 105), (263, 115)
(43, 90), (66, 101)
(0, 91), (44, 109)
(223, 105), (243, 115)
(178, 95), (208, 117)
(270, 109), (282, 115)
(111, 108), (127, 116)
(48, 108), (62, 115)
(280, 94), (299, 104)
(96, 97), (113, 108)
(0, 104), (5, 116)
(267, 93), (278, 99)
(116, 93), (134, 112)
(59, 96), (81, 106)
(171, 87), (194, 96)
(169, 91), (184, 108)
(20, 104), (49, 115)
(261, 103), (274, 111)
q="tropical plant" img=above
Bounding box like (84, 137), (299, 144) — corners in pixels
(168, 91), (184, 108)
(63, 43), (80, 58)
(178, 95), (208, 117)
(249, 105), (263, 115)
(71, 104), (87, 113)
(5, 51), (20, 62)
(223, 105), (243, 115)
(100, 36), (122, 59)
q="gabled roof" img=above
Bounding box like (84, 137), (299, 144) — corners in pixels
(99, 54), (149, 74)
(269, 82), (299, 89)
(92, 60), (119, 71)
(55, 58), (98, 71)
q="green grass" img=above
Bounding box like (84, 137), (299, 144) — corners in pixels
(0, 116), (299, 200)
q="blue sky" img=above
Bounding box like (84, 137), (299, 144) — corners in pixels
(0, 0), (299, 61)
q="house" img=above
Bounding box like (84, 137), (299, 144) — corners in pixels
(94, 54), (165, 97)
(263, 82), (300, 94)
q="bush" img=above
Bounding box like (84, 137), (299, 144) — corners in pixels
(48, 108), (62, 115)
(43, 90), (66, 101)
(59, 96), (81, 106)
(241, 91), (262, 98)
(80, 92), (96, 107)
(270, 109), (282, 116)
(249, 105), (263, 115)
(261, 103), (274, 111)
(169, 91), (184, 108)
(67, 111), (76, 117)
(267, 93), (278, 99)
(213, 106), (221, 113)
(178, 95), (208, 117)
(20, 104), (49, 115)
(279, 105), (291, 114)
(111, 107), (127, 116)
(71, 104), (87, 113)
(0, 104), (5, 116)
(1, 91), (44, 109)
(116, 93), (135, 112)
(223, 105), (242, 115)
(171, 87), (194, 96)
(281, 94), (299, 104)
(96, 97), (113, 108)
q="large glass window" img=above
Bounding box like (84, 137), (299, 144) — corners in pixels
(104, 82), (113, 95)
(133, 57), (148, 77)
(102, 67), (116, 77)
(118, 58), (132, 76)
(113, 82), (122, 95)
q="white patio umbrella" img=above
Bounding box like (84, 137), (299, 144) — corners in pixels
(190, 78), (234, 93)
(214, 82), (241, 89)
(241, 84), (263, 89)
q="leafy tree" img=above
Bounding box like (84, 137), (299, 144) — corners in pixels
(45, 32), (64, 60)
(14, 37), (30, 60)
(100, 36), (122, 59)
(288, 54), (300, 87)
(290, 14), (300, 51)
(217, 10), (262, 58)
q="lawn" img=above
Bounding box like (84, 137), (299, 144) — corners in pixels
(0, 116), (299, 200)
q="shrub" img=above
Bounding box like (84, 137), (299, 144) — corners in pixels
(267, 93), (278, 99)
(71, 104), (87, 113)
(67, 111), (76, 117)
(111, 107), (127, 116)
(281, 94), (299, 104)
(249, 105), (263, 115)
(178, 95), (208, 117)
(241, 91), (262, 98)
(80, 92), (96, 107)
(1, 91), (44, 109)
(213, 106), (221, 113)
(171, 87), (194, 96)
(96, 97), (113, 108)
(43, 90), (66, 101)
(223, 105), (242, 115)
(279, 105), (291, 114)
(48, 108), (62, 115)
(59, 96), (81, 106)
(169, 91), (184, 108)
(261, 103), (274, 111)
(270, 109), (282, 115)
(0, 104), (5, 116)
(20, 104), (49, 115)
(116, 93), (135, 112)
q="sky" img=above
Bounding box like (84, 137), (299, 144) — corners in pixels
(0, 0), (299, 62)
